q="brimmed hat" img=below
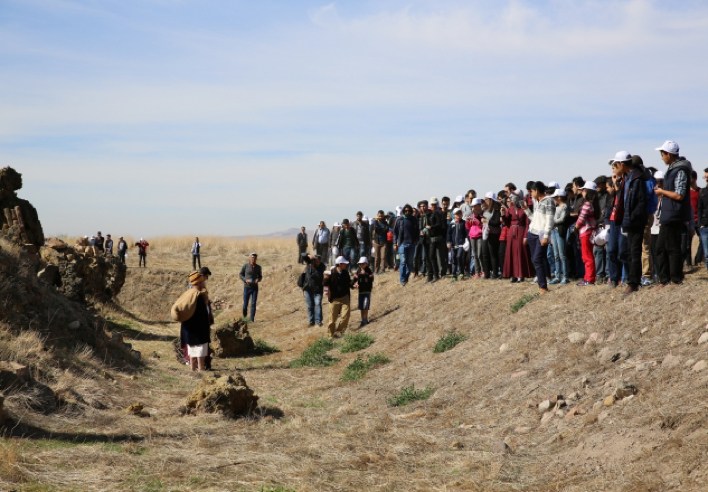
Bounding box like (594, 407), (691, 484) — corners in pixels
(551, 188), (567, 198)
(612, 150), (632, 163)
(547, 181), (560, 189)
(471, 197), (483, 206)
(655, 140), (679, 155)
(357, 256), (368, 264)
(429, 196), (439, 205)
(249, 252), (258, 257)
(335, 256), (349, 265)
(581, 181), (597, 191)
(453, 207), (462, 215)
(484, 191), (498, 201)
(188, 271), (206, 286)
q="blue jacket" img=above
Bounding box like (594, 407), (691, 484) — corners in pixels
(394, 215), (420, 245)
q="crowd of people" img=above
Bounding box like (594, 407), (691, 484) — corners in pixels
(296, 140), (708, 337)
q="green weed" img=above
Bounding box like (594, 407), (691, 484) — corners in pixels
(339, 332), (374, 353)
(341, 353), (390, 381)
(387, 385), (434, 407)
(433, 331), (467, 353)
(510, 293), (538, 313)
(253, 339), (280, 355)
(290, 338), (338, 368)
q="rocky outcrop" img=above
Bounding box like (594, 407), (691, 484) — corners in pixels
(185, 373), (258, 418)
(211, 320), (255, 357)
(0, 166), (44, 248)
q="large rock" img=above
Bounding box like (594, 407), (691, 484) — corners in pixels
(185, 373), (258, 418)
(0, 166), (45, 248)
(212, 320), (255, 357)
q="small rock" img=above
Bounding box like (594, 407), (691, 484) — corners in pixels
(68, 320), (81, 329)
(555, 409), (566, 418)
(499, 343), (509, 353)
(568, 332), (586, 344)
(511, 370), (528, 379)
(567, 392), (581, 401)
(685, 358), (696, 368)
(640, 327), (649, 335)
(494, 441), (512, 454)
(585, 332), (602, 346)
(538, 400), (553, 413)
(540, 411), (554, 425)
(698, 333), (708, 345)
(603, 395), (615, 407)
(450, 441), (464, 450)
(614, 382), (638, 399)
(514, 426), (531, 434)
(662, 354), (681, 369)
(692, 360), (707, 372)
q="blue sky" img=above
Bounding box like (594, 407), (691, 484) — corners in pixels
(2, 0), (708, 236)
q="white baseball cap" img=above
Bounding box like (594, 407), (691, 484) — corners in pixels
(551, 188), (567, 197)
(612, 150), (632, 163)
(581, 181), (597, 191)
(471, 197), (483, 206)
(357, 256), (368, 264)
(454, 195), (464, 203)
(654, 170), (665, 180)
(655, 140), (679, 154)
(429, 196), (439, 205)
(484, 191), (498, 201)
(452, 207), (462, 215)
(335, 256), (349, 265)
(547, 181), (560, 189)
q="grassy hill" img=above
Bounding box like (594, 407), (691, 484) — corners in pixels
(1, 235), (707, 491)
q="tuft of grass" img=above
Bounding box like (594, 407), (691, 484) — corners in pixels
(260, 486), (297, 492)
(290, 338), (338, 368)
(341, 353), (390, 381)
(387, 385), (434, 407)
(339, 332), (374, 353)
(510, 293), (538, 313)
(433, 331), (467, 353)
(253, 339), (280, 355)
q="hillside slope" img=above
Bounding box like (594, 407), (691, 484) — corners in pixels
(2, 237), (707, 491)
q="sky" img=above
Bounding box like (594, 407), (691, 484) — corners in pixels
(2, 0), (708, 237)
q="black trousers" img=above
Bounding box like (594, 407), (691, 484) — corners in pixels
(626, 228), (644, 288)
(656, 221), (685, 284)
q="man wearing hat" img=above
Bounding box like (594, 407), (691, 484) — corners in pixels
(177, 271), (211, 371)
(239, 253), (263, 322)
(654, 140), (693, 285)
(325, 256), (352, 337)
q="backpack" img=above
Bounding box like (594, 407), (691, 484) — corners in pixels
(297, 271), (306, 289)
(645, 175), (658, 215)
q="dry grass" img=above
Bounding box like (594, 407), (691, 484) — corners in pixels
(2, 236), (708, 491)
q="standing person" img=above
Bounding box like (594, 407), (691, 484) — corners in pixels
(414, 200), (431, 279)
(620, 154), (649, 295)
(594, 176), (612, 283)
(239, 252), (263, 322)
(393, 204), (419, 286)
(95, 231), (105, 254)
(575, 182), (600, 286)
(654, 140), (693, 286)
(523, 181), (555, 293)
(329, 222), (341, 266)
(104, 234), (114, 256)
(352, 257), (374, 328)
(135, 238), (149, 267)
(607, 156), (629, 287)
(296, 227), (308, 264)
(324, 256), (352, 338)
(466, 198), (484, 277)
(697, 167), (708, 272)
(549, 189), (570, 284)
(353, 212), (371, 263)
(191, 236), (201, 270)
(336, 219), (359, 268)
(447, 208), (468, 280)
(481, 192), (502, 279)
(502, 192), (532, 282)
(172, 271), (211, 372)
(312, 221), (331, 265)
(427, 197), (448, 281)
(300, 254), (325, 327)
(117, 236), (128, 264)
(371, 211), (389, 273)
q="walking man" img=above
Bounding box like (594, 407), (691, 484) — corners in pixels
(325, 256), (352, 338)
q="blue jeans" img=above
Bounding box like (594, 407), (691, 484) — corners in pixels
(343, 246), (357, 269)
(606, 222), (627, 283)
(303, 290), (322, 324)
(594, 245), (607, 278)
(398, 243), (415, 284)
(550, 229), (567, 280)
(546, 240), (555, 277)
(242, 286), (258, 321)
(700, 227), (708, 271)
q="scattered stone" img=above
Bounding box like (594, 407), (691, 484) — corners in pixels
(540, 411), (554, 425)
(597, 347), (629, 363)
(494, 440), (512, 454)
(568, 332), (585, 344)
(635, 361), (656, 372)
(450, 441), (464, 450)
(662, 354), (681, 369)
(511, 370), (528, 379)
(564, 406), (586, 421)
(555, 409), (566, 418)
(640, 327), (649, 335)
(538, 399), (553, 413)
(185, 373), (258, 418)
(614, 382), (638, 400)
(698, 333), (708, 345)
(499, 343), (509, 353)
(514, 426), (531, 434)
(685, 358), (696, 368)
(603, 395), (615, 406)
(567, 392), (581, 401)
(692, 360), (707, 372)
(585, 332), (602, 346)
(125, 403), (150, 418)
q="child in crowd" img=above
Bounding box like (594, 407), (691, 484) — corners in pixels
(352, 257), (374, 328)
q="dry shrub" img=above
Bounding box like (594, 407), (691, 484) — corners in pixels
(0, 441), (26, 483)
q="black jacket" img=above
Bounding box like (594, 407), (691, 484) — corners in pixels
(660, 158), (693, 225)
(326, 267), (351, 300)
(698, 187), (708, 228)
(622, 168), (648, 231)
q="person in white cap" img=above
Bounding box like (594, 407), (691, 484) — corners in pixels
(427, 196), (448, 281)
(352, 256), (374, 327)
(654, 140), (693, 285)
(447, 208), (468, 280)
(575, 181), (601, 286)
(606, 156), (630, 288)
(481, 192), (502, 279)
(324, 256), (352, 337)
(549, 188), (570, 285)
